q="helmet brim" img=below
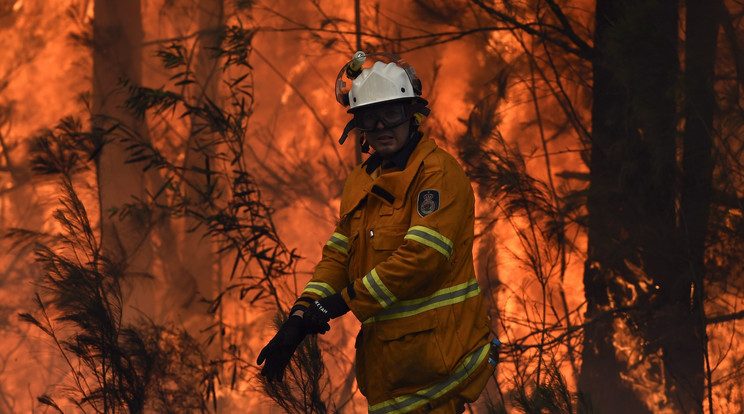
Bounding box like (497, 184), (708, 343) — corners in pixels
(347, 97), (429, 114)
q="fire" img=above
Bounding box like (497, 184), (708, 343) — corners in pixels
(1, 0), (743, 413)
(613, 316), (673, 413)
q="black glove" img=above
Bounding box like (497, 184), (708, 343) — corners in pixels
(302, 292), (350, 335)
(256, 315), (305, 382)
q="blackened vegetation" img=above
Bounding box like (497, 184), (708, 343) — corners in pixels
(459, 82), (590, 413)
(259, 313), (328, 414)
(10, 120), (217, 413)
(460, 0), (744, 412)
(486, 364), (594, 414)
(124, 33), (329, 412)
(120, 37), (302, 314)
(10, 15), (328, 414)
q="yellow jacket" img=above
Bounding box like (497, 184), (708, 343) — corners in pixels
(294, 135), (492, 413)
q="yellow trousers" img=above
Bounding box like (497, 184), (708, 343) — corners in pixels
(412, 355), (495, 414)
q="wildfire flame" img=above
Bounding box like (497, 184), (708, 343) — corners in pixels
(1, 1), (742, 413)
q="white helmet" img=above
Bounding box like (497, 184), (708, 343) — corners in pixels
(348, 61), (416, 111)
(335, 52), (425, 110)
(335, 52), (429, 145)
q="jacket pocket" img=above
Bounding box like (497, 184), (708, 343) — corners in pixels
(369, 226), (406, 253)
(374, 310), (449, 395)
(379, 204), (394, 216)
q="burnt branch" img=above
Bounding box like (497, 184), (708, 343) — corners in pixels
(470, 0), (593, 60)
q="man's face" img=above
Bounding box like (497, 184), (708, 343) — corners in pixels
(365, 119), (411, 160)
(355, 102), (411, 160)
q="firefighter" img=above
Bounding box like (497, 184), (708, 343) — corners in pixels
(257, 52), (495, 414)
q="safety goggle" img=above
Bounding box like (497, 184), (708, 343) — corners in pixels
(354, 103), (410, 132)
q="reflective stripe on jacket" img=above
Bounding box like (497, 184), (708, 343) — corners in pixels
(295, 136), (491, 410)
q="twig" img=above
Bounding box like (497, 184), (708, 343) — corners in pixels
(470, 0), (593, 60)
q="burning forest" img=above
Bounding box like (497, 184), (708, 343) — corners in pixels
(0, 0), (743, 413)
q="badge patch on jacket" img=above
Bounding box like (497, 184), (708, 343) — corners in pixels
(417, 189), (440, 217)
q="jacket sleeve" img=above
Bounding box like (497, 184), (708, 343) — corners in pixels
(343, 158), (474, 322)
(292, 218), (351, 312)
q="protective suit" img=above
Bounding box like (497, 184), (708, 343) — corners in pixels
(293, 133), (493, 413)
(258, 52), (495, 413)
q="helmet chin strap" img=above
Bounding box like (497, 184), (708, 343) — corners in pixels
(338, 118), (372, 154)
(338, 118), (356, 145)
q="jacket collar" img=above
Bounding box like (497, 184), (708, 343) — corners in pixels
(340, 135), (437, 217)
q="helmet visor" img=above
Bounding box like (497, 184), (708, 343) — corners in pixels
(354, 103), (410, 132)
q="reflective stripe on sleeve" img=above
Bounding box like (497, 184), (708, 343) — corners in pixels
(367, 343), (491, 414)
(326, 232), (349, 255)
(300, 281), (336, 298)
(363, 278), (481, 324)
(362, 268), (397, 308)
(404, 225), (453, 259)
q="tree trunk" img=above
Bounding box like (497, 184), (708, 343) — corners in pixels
(580, 3), (650, 409)
(155, 0), (225, 322)
(184, 0), (223, 305)
(665, 0), (720, 412)
(581, 0), (679, 412)
(93, 0), (155, 314)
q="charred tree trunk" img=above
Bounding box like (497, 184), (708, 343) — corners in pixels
(580, 1), (653, 412)
(581, 0), (679, 412)
(667, 0), (720, 412)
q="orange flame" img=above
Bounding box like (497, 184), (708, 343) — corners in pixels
(1, 1), (743, 413)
